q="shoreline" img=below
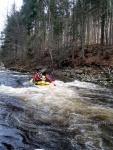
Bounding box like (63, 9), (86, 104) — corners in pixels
(7, 66), (113, 87)
(52, 67), (113, 87)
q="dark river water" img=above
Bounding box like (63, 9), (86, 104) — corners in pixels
(0, 70), (113, 150)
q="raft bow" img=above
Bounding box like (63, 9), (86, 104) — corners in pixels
(30, 78), (51, 86)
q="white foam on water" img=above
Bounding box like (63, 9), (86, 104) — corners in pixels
(0, 80), (79, 108)
(0, 78), (113, 149)
(66, 79), (106, 90)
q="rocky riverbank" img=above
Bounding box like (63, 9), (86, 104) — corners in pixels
(53, 67), (113, 87)
(7, 65), (113, 87)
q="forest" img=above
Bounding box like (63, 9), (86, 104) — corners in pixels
(0, 0), (113, 71)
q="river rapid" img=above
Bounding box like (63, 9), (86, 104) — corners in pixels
(0, 70), (113, 150)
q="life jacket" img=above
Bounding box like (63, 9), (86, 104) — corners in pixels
(45, 75), (54, 82)
(34, 73), (40, 81)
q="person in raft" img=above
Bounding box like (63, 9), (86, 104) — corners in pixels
(33, 67), (42, 81)
(33, 67), (54, 82)
(41, 69), (54, 82)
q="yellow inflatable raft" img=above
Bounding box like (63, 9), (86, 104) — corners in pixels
(30, 78), (51, 86)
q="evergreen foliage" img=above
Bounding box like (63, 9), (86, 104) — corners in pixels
(1, 0), (113, 68)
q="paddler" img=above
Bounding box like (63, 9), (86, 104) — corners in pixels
(33, 66), (43, 81)
(33, 67), (54, 83)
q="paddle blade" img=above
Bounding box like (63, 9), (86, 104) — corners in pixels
(52, 81), (56, 86)
(30, 78), (34, 83)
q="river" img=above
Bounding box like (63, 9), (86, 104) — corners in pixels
(0, 70), (113, 150)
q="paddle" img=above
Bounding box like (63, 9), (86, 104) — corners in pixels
(30, 78), (34, 83)
(46, 75), (56, 86)
(51, 80), (56, 86)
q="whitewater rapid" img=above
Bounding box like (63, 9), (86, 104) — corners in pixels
(0, 70), (113, 150)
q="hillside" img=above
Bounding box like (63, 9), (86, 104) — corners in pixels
(58, 44), (113, 69)
(6, 44), (113, 72)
